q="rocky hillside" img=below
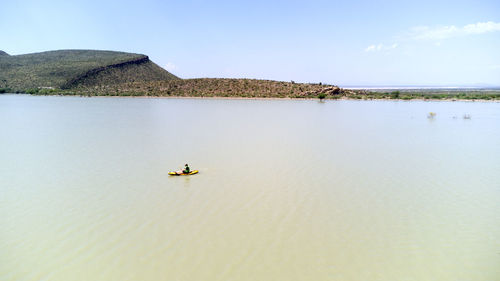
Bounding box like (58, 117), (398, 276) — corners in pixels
(0, 49), (178, 91)
(69, 78), (349, 98)
(57, 78), (500, 100)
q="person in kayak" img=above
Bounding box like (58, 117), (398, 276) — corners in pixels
(182, 164), (190, 174)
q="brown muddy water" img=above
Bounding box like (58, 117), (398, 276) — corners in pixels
(1, 95), (499, 281)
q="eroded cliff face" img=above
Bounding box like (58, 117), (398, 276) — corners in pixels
(61, 56), (178, 89)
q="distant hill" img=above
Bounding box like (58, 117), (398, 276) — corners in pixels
(59, 78), (500, 101)
(0, 49), (178, 91)
(71, 78), (347, 98)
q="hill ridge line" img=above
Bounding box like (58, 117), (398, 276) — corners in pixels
(61, 55), (149, 89)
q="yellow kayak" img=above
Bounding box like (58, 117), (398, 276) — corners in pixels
(169, 170), (199, 176)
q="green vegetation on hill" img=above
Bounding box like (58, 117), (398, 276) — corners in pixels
(49, 78), (500, 101)
(0, 49), (178, 91)
(69, 78), (346, 98)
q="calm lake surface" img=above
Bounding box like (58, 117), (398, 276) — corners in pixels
(1, 94), (499, 281)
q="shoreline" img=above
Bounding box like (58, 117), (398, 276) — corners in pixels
(5, 78), (499, 102)
(4, 93), (500, 103)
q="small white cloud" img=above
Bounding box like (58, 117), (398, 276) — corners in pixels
(365, 43), (398, 52)
(411, 25), (459, 40)
(164, 62), (177, 71)
(435, 42), (442, 47)
(365, 45), (376, 52)
(410, 21), (500, 40)
(464, 21), (500, 34)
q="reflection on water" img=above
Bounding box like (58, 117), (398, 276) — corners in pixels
(1, 95), (499, 281)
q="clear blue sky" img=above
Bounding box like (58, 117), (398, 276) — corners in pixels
(2, 0), (499, 86)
